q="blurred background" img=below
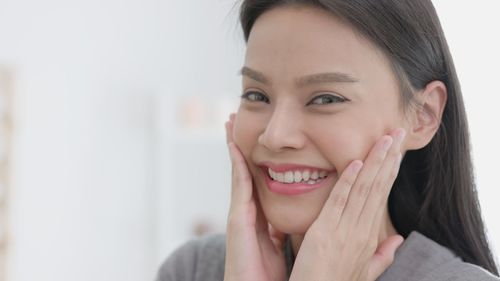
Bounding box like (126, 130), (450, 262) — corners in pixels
(0, 0), (498, 280)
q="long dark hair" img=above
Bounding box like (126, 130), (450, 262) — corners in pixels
(238, 0), (499, 276)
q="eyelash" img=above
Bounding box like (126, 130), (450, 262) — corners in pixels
(240, 91), (270, 103)
(240, 91), (348, 105)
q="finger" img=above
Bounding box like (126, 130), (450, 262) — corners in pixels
(365, 196), (393, 257)
(362, 152), (402, 253)
(225, 119), (234, 144)
(268, 223), (287, 250)
(253, 186), (271, 236)
(315, 160), (363, 229)
(269, 224), (286, 251)
(358, 129), (405, 233)
(360, 149), (402, 274)
(226, 113), (236, 144)
(368, 235), (404, 280)
(254, 186), (283, 254)
(336, 134), (393, 233)
(227, 142), (254, 208)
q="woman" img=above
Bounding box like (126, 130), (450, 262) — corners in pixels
(157, 0), (500, 280)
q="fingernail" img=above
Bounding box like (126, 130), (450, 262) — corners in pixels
(351, 161), (363, 173)
(383, 137), (393, 151)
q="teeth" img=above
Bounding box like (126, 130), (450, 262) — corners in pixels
(277, 172), (284, 182)
(284, 171), (293, 183)
(303, 170), (310, 181)
(294, 171), (302, 183)
(268, 168), (274, 179)
(267, 167), (331, 184)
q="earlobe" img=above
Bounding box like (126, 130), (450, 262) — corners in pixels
(405, 80), (447, 150)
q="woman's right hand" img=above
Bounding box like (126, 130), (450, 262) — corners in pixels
(223, 113), (287, 281)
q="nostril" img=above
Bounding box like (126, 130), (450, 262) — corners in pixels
(257, 127), (306, 152)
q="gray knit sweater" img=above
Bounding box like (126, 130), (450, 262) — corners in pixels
(156, 231), (499, 281)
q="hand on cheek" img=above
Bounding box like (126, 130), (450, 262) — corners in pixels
(289, 128), (407, 281)
(223, 113), (287, 281)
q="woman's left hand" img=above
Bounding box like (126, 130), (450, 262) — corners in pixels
(289, 128), (406, 281)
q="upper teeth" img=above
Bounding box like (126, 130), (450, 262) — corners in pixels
(268, 168), (329, 184)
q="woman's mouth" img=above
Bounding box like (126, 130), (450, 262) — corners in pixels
(259, 163), (336, 196)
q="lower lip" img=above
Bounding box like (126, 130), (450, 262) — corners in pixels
(261, 167), (336, 196)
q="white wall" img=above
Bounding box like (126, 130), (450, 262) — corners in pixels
(0, 0), (243, 280)
(0, 0), (163, 278)
(0, 1), (498, 281)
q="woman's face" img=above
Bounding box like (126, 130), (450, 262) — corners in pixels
(233, 5), (409, 234)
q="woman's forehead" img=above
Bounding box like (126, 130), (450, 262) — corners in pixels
(244, 5), (389, 84)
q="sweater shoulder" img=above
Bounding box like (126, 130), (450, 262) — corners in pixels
(155, 233), (226, 281)
(378, 231), (499, 281)
(421, 260), (500, 281)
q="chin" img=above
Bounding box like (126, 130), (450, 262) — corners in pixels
(267, 213), (313, 235)
(252, 168), (334, 235)
(257, 191), (324, 235)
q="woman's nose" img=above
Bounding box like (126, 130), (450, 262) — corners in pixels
(257, 107), (306, 152)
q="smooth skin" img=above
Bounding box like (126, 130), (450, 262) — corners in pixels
(226, 118), (404, 281)
(224, 4), (447, 281)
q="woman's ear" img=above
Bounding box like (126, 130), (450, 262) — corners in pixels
(405, 80), (448, 150)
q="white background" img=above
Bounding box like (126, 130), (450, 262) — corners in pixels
(0, 0), (498, 281)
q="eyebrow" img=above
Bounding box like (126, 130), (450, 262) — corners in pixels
(239, 66), (359, 87)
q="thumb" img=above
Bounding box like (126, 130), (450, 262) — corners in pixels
(368, 235), (404, 280)
(227, 142), (254, 207)
(268, 223), (287, 250)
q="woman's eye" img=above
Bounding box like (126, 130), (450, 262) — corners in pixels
(307, 94), (347, 105)
(241, 91), (270, 103)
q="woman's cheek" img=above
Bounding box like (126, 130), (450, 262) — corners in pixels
(319, 132), (366, 171)
(309, 119), (378, 173)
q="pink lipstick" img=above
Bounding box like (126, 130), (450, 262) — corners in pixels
(258, 162), (336, 196)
